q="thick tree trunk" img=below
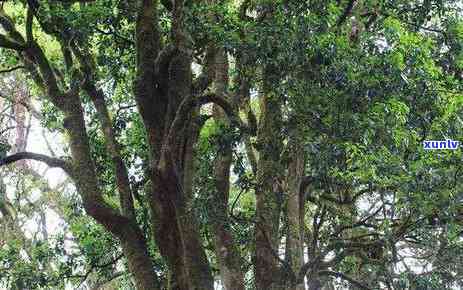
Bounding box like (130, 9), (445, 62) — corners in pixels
(153, 155), (214, 290)
(133, 2), (194, 289)
(150, 187), (189, 290)
(1, 1), (217, 289)
(120, 228), (161, 290)
(254, 66), (284, 290)
(133, 0), (214, 286)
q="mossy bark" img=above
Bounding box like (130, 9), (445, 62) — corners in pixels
(254, 66), (284, 290)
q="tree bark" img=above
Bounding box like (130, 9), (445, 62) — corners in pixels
(254, 65), (284, 290)
(0, 16), (162, 285)
(285, 134), (305, 290)
(153, 154), (214, 290)
(211, 49), (246, 290)
(61, 94), (160, 290)
(133, 1), (214, 288)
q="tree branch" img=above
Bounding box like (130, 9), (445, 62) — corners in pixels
(26, 7), (34, 43)
(0, 65), (26, 74)
(0, 8), (27, 44)
(337, 0), (357, 26)
(0, 34), (26, 51)
(75, 254), (124, 289)
(134, 0), (163, 152)
(167, 93), (248, 152)
(94, 27), (134, 45)
(0, 152), (72, 174)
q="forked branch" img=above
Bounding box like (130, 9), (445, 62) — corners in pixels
(167, 93), (248, 151)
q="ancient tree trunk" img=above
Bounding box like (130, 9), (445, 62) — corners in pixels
(134, 1), (214, 288)
(254, 67), (284, 290)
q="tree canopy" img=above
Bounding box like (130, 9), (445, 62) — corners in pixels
(0, 0), (463, 289)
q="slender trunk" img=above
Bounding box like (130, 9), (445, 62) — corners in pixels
(211, 49), (246, 290)
(285, 135), (305, 290)
(83, 81), (136, 219)
(62, 97), (160, 290)
(212, 148), (245, 290)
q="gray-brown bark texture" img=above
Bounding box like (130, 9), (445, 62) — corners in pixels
(285, 133), (305, 290)
(254, 66), (285, 290)
(134, 0), (214, 289)
(211, 48), (246, 290)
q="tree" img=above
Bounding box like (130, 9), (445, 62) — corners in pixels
(1, 0), (463, 289)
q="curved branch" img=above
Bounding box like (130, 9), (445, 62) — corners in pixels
(0, 8), (27, 44)
(167, 93), (248, 151)
(75, 254), (124, 289)
(0, 152), (72, 174)
(192, 46), (217, 95)
(199, 94), (244, 128)
(0, 65), (26, 74)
